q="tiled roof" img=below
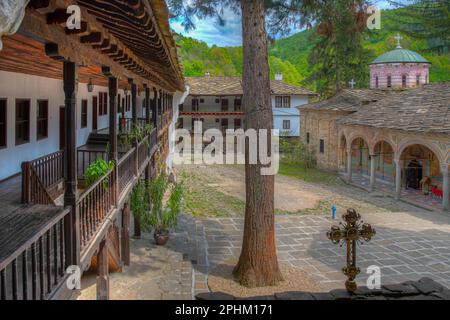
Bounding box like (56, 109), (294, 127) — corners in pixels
(339, 83), (450, 134)
(269, 80), (316, 95)
(298, 89), (391, 112)
(186, 77), (243, 96)
(186, 76), (315, 96)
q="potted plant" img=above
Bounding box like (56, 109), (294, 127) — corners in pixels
(84, 158), (115, 188)
(131, 172), (184, 246)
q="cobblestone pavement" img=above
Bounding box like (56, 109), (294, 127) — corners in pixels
(77, 210), (450, 299)
(193, 210), (450, 293)
(76, 216), (201, 300)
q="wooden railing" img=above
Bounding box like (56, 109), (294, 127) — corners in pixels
(22, 151), (64, 204)
(137, 136), (150, 171)
(0, 209), (69, 300)
(119, 117), (147, 133)
(77, 169), (115, 253)
(150, 128), (158, 149)
(77, 149), (108, 180)
(117, 148), (136, 197)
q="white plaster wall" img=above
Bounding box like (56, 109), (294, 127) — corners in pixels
(272, 95), (309, 137)
(0, 70), (138, 180)
(166, 88), (189, 170)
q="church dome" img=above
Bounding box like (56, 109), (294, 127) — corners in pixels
(370, 48), (430, 65)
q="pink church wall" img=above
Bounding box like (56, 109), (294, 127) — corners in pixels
(370, 63), (430, 89)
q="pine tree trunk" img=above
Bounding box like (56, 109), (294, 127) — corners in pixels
(233, 0), (283, 287)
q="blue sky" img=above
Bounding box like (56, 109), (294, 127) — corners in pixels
(170, 1), (396, 47)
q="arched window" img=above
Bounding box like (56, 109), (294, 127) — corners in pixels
(375, 76), (379, 88)
(402, 75), (407, 87)
(387, 75), (392, 88)
(416, 74), (421, 86)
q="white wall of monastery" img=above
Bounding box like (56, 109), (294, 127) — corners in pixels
(0, 70), (140, 180)
(181, 94), (309, 136)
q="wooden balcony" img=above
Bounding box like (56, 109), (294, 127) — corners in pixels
(0, 129), (158, 300)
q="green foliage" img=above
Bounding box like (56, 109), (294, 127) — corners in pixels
(119, 123), (154, 150)
(279, 137), (317, 169)
(392, 0), (450, 54)
(176, 7), (450, 94)
(132, 173), (185, 234)
(85, 159), (115, 187)
(130, 180), (149, 228)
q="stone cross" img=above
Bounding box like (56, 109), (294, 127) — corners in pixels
(395, 33), (403, 48)
(349, 79), (356, 89)
(326, 208), (376, 292)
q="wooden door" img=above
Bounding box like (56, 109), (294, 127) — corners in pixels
(92, 96), (98, 131)
(59, 106), (65, 150)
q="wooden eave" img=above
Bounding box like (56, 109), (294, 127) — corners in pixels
(15, 0), (184, 92)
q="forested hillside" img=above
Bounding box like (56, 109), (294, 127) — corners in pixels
(175, 8), (449, 90)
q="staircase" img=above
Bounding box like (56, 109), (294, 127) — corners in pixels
(86, 131), (110, 146)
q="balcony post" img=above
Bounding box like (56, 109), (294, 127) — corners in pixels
(63, 61), (80, 266)
(129, 79), (137, 127)
(152, 87), (158, 132)
(121, 202), (131, 266)
(107, 75), (119, 206)
(158, 89), (162, 129)
(21, 162), (31, 204)
(145, 85), (151, 126)
(144, 85), (152, 179)
(96, 238), (109, 300)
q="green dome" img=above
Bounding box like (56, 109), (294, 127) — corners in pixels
(370, 48), (430, 65)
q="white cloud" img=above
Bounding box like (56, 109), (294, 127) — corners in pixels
(170, 1), (398, 47)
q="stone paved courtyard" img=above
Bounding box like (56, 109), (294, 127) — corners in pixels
(194, 210), (450, 294)
(77, 164), (450, 299)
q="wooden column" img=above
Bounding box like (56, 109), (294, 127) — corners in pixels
(442, 165), (449, 211)
(395, 159), (403, 200)
(108, 76), (118, 205)
(63, 61), (80, 266)
(370, 155), (377, 192)
(130, 79), (137, 126)
(152, 88), (158, 131)
(158, 90), (162, 128)
(144, 85), (152, 186)
(145, 86), (151, 125)
(96, 238), (109, 300)
(121, 202), (131, 266)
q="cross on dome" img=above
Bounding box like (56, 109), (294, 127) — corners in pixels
(395, 33), (403, 48)
(349, 79), (356, 89)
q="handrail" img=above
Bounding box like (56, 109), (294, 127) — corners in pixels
(29, 166), (55, 205)
(21, 150), (64, 204)
(77, 168), (115, 202)
(0, 208), (70, 300)
(77, 168), (115, 252)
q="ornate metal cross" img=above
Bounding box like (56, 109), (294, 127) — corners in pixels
(326, 208), (376, 293)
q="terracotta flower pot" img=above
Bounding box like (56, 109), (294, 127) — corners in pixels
(154, 230), (169, 246)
